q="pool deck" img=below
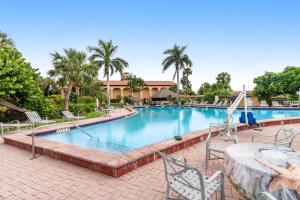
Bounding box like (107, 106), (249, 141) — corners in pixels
(1, 123), (300, 199)
(3, 106), (300, 178)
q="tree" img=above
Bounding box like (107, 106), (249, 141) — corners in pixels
(216, 72), (231, 89)
(0, 45), (40, 104)
(88, 40), (128, 106)
(169, 84), (178, 93)
(0, 31), (15, 47)
(162, 44), (192, 101)
(181, 67), (192, 91)
(125, 73), (147, 96)
(253, 66), (300, 104)
(48, 48), (96, 111)
(197, 82), (211, 95)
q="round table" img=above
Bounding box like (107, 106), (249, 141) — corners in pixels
(224, 143), (300, 200)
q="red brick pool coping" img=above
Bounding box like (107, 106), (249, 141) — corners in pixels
(3, 109), (300, 177)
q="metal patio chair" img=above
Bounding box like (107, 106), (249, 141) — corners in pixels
(62, 111), (86, 120)
(258, 192), (277, 200)
(25, 111), (55, 127)
(158, 151), (224, 200)
(252, 125), (300, 148)
(205, 123), (238, 169)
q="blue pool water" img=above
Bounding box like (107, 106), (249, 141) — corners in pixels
(39, 107), (300, 153)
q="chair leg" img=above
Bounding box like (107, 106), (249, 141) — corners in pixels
(220, 173), (225, 200)
(205, 146), (209, 170)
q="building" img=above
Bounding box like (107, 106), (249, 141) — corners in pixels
(101, 80), (175, 100)
(232, 90), (260, 107)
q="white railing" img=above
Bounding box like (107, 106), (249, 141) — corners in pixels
(31, 121), (97, 159)
(226, 85), (248, 125)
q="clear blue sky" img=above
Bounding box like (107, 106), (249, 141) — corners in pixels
(1, 0), (300, 91)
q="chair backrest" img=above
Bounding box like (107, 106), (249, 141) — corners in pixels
(223, 100), (228, 106)
(275, 126), (300, 147)
(62, 111), (75, 118)
(261, 100), (267, 106)
(272, 101), (280, 106)
(25, 111), (42, 122)
(157, 151), (205, 200)
(207, 123), (238, 147)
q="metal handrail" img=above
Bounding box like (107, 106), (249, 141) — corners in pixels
(31, 121), (98, 159)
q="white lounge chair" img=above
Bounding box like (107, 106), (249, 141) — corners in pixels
(260, 100), (269, 107)
(158, 151), (224, 200)
(62, 111), (86, 120)
(222, 100), (228, 107)
(216, 100), (223, 107)
(291, 101), (300, 108)
(1, 120), (32, 136)
(283, 101), (291, 107)
(272, 101), (283, 108)
(25, 111), (55, 127)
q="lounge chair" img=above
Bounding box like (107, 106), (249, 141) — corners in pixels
(25, 111), (55, 127)
(206, 123), (238, 169)
(158, 151), (224, 200)
(291, 101), (300, 107)
(199, 101), (207, 105)
(260, 100), (269, 107)
(222, 100), (228, 107)
(252, 126), (300, 148)
(283, 101), (291, 107)
(62, 111), (86, 120)
(272, 101), (283, 108)
(1, 120), (32, 136)
(216, 100), (223, 107)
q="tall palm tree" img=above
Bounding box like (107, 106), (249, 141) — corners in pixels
(162, 44), (192, 102)
(216, 72), (231, 89)
(0, 31), (15, 47)
(48, 48), (96, 111)
(88, 40), (128, 106)
(126, 73), (147, 97)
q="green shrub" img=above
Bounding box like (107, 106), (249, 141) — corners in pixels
(123, 96), (131, 104)
(25, 95), (59, 118)
(78, 96), (96, 104)
(111, 98), (121, 104)
(119, 102), (124, 108)
(48, 95), (64, 104)
(180, 99), (187, 105)
(69, 103), (96, 114)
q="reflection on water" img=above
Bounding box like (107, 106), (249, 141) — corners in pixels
(40, 107), (300, 153)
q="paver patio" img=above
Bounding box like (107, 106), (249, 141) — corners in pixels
(1, 123), (300, 200)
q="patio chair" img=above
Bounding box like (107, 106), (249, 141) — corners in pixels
(206, 123), (238, 169)
(283, 101), (291, 107)
(25, 111), (55, 127)
(291, 101), (300, 108)
(216, 101), (223, 107)
(252, 126), (300, 148)
(258, 192), (277, 200)
(222, 100), (228, 107)
(158, 151), (224, 200)
(260, 100), (269, 107)
(62, 111), (86, 120)
(272, 101), (283, 108)
(1, 120), (32, 136)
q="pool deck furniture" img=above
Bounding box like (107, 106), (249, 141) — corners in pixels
(205, 123), (238, 169)
(252, 125), (300, 148)
(1, 120), (32, 136)
(158, 151), (224, 200)
(260, 100), (269, 107)
(222, 100), (228, 107)
(272, 101), (283, 108)
(25, 111), (55, 127)
(291, 101), (300, 108)
(62, 111), (86, 120)
(283, 101), (291, 107)
(224, 143), (300, 200)
(259, 192), (277, 200)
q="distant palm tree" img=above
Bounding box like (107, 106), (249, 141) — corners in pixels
(88, 40), (128, 106)
(48, 48), (96, 110)
(216, 72), (231, 89)
(0, 31), (15, 47)
(162, 44), (192, 102)
(126, 73), (146, 96)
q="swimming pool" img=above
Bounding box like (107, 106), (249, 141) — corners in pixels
(39, 107), (300, 153)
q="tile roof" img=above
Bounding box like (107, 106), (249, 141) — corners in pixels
(101, 80), (175, 86)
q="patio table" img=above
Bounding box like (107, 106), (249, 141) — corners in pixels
(224, 143), (300, 200)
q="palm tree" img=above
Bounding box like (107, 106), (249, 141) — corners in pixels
(162, 44), (192, 102)
(88, 40), (128, 106)
(48, 48), (96, 111)
(216, 72), (231, 89)
(0, 31), (15, 47)
(126, 73), (146, 96)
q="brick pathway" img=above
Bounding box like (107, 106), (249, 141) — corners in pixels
(1, 124), (300, 200)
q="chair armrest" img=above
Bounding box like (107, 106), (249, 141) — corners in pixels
(252, 134), (277, 142)
(259, 192), (277, 200)
(206, 170), (223, 183)
(177, 157), (187, 163)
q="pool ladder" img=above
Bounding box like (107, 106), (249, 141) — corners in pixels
(31, 121), (98, 160)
